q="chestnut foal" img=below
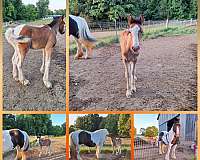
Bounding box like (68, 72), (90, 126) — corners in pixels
(5, 16), (65, 88)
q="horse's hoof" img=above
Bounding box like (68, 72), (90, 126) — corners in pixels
(20, 79), (30, 86)
(13, 77), (19, 81)
(126, 90), (132, 98)
(134, 76), (137, 81)
(131, 87), (136, 93)
(44, 81), (52, 88)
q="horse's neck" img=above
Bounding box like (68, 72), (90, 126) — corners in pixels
(51, 24), (59, 35)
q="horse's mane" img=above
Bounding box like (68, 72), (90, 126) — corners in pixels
(48, 17), (60, 28)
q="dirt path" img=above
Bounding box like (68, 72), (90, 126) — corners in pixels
(70, 34), (197, 111)
(3, 33), (66, 111)
(81, 153), (130, 160)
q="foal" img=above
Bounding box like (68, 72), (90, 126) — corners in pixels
(110, 135), (122, 155)
(5, 16), (65, 88)
(158, 121), (180, 160)
(37, 136), (51, 157)
(120, 15), (143, 98)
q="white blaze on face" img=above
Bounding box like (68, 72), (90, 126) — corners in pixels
(129, 25), (140, 49)
(176, 126), (180, 135)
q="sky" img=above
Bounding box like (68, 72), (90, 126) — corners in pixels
(51, 114), (66, 126)
(69, 114), (108, 126)
(22, 0), (66, 11)
(134, 114), (158, 134)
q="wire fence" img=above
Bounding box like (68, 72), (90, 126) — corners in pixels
(134, 137), (159, 160)
(88, 19), (197, 32)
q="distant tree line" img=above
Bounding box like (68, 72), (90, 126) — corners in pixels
(3, 0), (66, 22)
(69, 114), (131, 137)
(3, 114), (66, 136)
(70, 0), (197, 21)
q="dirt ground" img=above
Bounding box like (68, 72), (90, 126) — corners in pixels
(81, 153), (130, 160)
(70, 34), (197, 111)
(134, 144), (195, 160)
(3, 32), (66, 111)
(3, 136), (66, 160)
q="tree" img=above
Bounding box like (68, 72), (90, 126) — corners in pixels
(24, 4), (38, 21)
(75, 114), (102, 132)
(118, 114), (131, 137)
(103, 114), (119, 135)
(145, 126), (158, 137)
(36, 0), (50, 18)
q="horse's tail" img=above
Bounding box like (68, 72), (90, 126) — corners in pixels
(5, 28), (31, 44)
(82, 27), (96, 42)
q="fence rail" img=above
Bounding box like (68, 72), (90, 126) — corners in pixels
(88, 19), (197, 32)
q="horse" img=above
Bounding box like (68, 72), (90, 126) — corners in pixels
(110, 135), (122, 155)
(158, 119), (180, 160)
(69, 129), (109, 160)
(5, 16), (65, 88)
(119, 15), (144, 98)
(69, 15), (96, 59)
(36, 135), (51, 157)
(3, 129), (30, 160)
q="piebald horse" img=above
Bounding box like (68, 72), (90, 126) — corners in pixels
(120, 15), (144, 98)
(3, 129), (30, 160)
(36, 135), (51, 157)
(69, 129), (109, 160)
(69, 15), (96, 59)
(158, 119), (180, 160)
(5, 16), (65, 88)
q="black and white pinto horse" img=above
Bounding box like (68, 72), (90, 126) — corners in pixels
(69, 129), (109, 160)
(69, 15), (96, 59)
(3, 129), (30, 160)
(158, 120), (180, 160)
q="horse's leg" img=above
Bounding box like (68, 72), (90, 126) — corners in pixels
(123, 60), (131, 98)
(171, 144), (177, 159)
(21, 151), (27, 160)
(96, 146), (100, 159)
(165, 144), (172, 160)
(131, 60), (137, 93)
(16, 44), (30, 85)
(39, 146), (42, 157)
(40, 49), (45, 73)
(85, 47), (92, 59)
(15, 147), (21, 160)
(12, 51), (19, 81)
(76, 145), (81, 160)
(48, 145), (52, 155)
(74, 38), (84, 59)
(43, 47), (53, 88)
(158, 141), (162, 154)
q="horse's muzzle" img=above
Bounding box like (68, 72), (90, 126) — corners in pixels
(132, 46), (140, 52)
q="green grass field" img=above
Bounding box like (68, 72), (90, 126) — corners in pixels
(70, 25), (196, 54)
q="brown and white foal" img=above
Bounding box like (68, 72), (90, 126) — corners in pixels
(5, 16), (65, 88)
(37, 135), (51, 157)
(120, 15), (144, 98)
(110, 135), (122, 155)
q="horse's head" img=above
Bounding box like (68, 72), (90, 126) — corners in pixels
(173, 122), (180, 137)
(127, 15), (143, 52)
(58, 15), (66, 34)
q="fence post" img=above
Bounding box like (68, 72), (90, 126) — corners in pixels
(165, 18), (169, 28)
(115, 19), (118, 42)
(190, 18), (193, 26)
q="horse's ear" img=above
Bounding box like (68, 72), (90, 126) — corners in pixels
(140, 14), (144, 24)
(61, 15), (65, 20)
(127, 15), (134, 27)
